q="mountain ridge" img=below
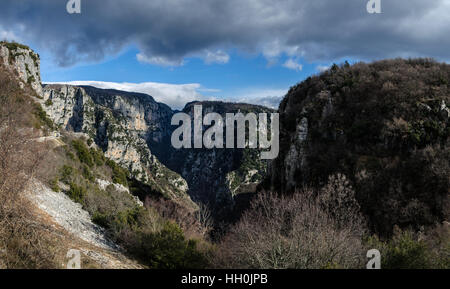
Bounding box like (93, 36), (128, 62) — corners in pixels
(0, 41), (271, 217)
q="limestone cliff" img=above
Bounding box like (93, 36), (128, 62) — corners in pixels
(159, 101), (273, 221)
(40, 84), (195, 210)
(0, 41), (42, 96)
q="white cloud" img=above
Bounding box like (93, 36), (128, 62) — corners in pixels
(283, 59), (303, 71)
(316, 65), (330, 72)
(247, 95), (284, 109)
(204, 50), (230, 64)
(261, 41), (305, 67)
(45, 81), (285, 110)
(137, 50), (231, 67)
(231, 88), (287, 109)
(262, 40), (284, 61)
(263, 41), (303, 59)
(136, 53), (184, 67)
(47, 81), (216, 110)
(0, 26), (19, 41)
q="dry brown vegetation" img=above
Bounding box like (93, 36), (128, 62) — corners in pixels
(214, 173), (449, 269)
(145, 197), (213, 240)
(214, 175), (367, 269)
(0, 66), (62, 268)
(0, 65), (126, 269)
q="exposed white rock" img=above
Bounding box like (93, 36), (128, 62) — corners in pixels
(0, 43), (42, 96)
(285, 117), (308, 189)
(321, 92), (334, 120)
(96, 179), (144, 207)
(27, 179), (119, 251)
(440, 100), (449, 119)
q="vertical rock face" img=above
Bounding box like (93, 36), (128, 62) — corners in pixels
(159, 101), (273, 221)
(284, 117), (308, 190)
(41, 84), (195, 210)
(40, 87), (272, 217)
(0, 42), (42, 96)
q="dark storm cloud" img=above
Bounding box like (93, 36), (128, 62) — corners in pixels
(0, 0), (449, 66)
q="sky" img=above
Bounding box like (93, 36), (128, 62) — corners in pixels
(1, 0), (449, 109)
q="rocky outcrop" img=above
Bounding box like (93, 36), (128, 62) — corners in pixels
(27, 179), (142, 269)
(284, 117), (308, 190)
(96, 179), (144, 207)
(0, 42), (42, 96)
(28, 179), (119, 250)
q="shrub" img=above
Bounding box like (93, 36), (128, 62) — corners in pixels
(49, 178), (60, 192)
(0, 73), (61, 268)
(63, 146), (75, 161)
(82, 165), (95, 182)
(45, 99), (53, 106)
(92, 211), (109, 228)
(367, 229), (430, 269)
(72, 139), (94, 166)
(424, 223), (450, 269)
(60, 165), (73, 184)
(319, 174), (365, 229)
(366, 224), (450, 269)
(89, 200), (208, 269)
(131, 222), (208, 269)
(106, 159), (129, 186)
(90, 148), (105, 166)
(67, 182), (86, 203)
(112, 207), (142, 231)
(83, 185), (138, 223)
(33, 104), (54, 130)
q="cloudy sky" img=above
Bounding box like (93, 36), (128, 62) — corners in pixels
(1, 0), (449, 109)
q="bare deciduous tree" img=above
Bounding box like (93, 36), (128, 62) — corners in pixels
(214, 184), (366, 269)
(195, 202), (213, 238)
(319, 173), (366, 229)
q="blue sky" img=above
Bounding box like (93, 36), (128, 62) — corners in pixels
(39, 44), (334, 109)
(1, 0), (449, 109)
